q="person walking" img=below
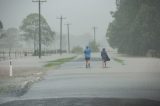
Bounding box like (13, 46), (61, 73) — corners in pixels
(84, 46), (91, 68)
(101, 48), (110, 68)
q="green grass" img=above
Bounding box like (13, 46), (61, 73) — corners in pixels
(113, 58), (125, 65)
(44, 56), (76, 68)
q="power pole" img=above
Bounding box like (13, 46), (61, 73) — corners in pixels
(65, 23), (71, 54)
(32, 21), (36, 55)
(32, 0), (46, 59)
(57, 16), (66, 55)
(93, 26), (97, 43)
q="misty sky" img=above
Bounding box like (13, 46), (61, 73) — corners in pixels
(0, 0), (116, 48)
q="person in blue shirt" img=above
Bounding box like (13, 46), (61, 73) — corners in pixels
(84, 46), (91, 68)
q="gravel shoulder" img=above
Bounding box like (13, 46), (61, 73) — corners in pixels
(0, 54), (76, 98)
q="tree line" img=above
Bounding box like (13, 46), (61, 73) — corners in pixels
(107, 0), (160, 56)
(0, 13), (55, 55)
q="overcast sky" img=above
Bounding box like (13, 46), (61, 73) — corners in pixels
(0, 0), (116, 48)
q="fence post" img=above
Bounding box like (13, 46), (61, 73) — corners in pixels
(3, 51), (5, 60)
(9, 51), (10, 58)
(15, 51), (16, 59)
(9, 59), (13, 77)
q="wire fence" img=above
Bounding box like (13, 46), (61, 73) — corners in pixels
(0, 49), (68, 61)
(0, 50), (33, 61)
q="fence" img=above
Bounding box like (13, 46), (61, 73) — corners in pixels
(0, 49), (67, 61)
(0, 50), (33, 61)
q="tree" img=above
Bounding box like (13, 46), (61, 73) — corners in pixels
(0, 28), (20, 49)
(107, 0), (160, 56)
(20, 13), (55, 53)
(71, 46), (83, 54)
(0, 20), (5, 39)
(0, 20), (3, 29)
(88, 41), (100, 52)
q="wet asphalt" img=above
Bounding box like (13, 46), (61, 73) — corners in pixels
(1, 55), (160, 106)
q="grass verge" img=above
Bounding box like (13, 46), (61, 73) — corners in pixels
(113, 58), (125, 65)
(0, 56), (76, 97)
(44, 56), (76, 68)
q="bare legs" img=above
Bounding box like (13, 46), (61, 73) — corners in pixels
(102, 60), (107, 68)
(86, 60), (90, 68)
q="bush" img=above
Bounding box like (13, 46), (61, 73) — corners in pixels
(88, 41), (100, 52)
(72, 46), (83, 54)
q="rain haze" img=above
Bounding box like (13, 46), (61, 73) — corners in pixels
(0, 0), (116, 48)
(1, 0), (160, 105)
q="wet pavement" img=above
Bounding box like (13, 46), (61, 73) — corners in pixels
(1, 54), (160, 105)
(21, 54), (160, 100)
(1, 98), (160, 106)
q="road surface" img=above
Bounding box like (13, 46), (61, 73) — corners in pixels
(21, 54), (160, 100)
(1, 53), (160, 105)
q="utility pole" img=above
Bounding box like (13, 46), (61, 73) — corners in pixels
(32, 21), (37, 56)
(33, 22), (36, 55)
(57, 16), (66, 55)
(32, 0), (46, 59)
(65, 23), (71, 54)
(93, 26), (97, 43)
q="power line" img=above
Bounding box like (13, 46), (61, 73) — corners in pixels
(32, 0), (47, 59)
(57, 16), (66, 55)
